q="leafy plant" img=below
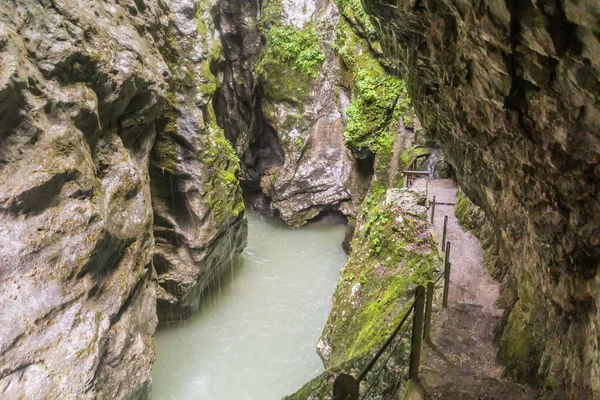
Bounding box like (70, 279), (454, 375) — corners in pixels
(266, 24), (325, 77)
(332, 19), (412, 154)
(257, 1), (326, 101)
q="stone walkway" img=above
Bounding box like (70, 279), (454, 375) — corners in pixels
(415, 179), (538, 400)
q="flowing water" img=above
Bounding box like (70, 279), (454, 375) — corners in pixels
(151, 212), (348, 400)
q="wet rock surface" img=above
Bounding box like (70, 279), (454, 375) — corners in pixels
(217, 0), (410, 226)
(150, 0), (247, 322)
(0, 0), (247, 397)
(362, 1), (600, 396)
(0, 0), (168, 397)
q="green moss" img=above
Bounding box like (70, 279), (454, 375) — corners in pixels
(156, 10), (245, 224)
(333, 18), (412, 154)
(455, 190), (486, 233)
(89, 51), (101, 62)
(324, 191), (440, 366)
(334, 0), (376, 39)
(152, 133), (179, 172)
(284, 358), (358, 400)
(153, 89), (181, 172)
(282, 113), (301, 130)
(403, 113), (415, 129)
(287, 186), (441, 398)
(194, 10), (208, 37)
(499, 299), (544, 382)
(269, 24), (325, 77)
(257, 0), (325, 102)
(191, 105), (245, 223)
(199, 60), (217, 95)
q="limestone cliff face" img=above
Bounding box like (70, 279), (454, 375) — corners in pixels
(257, 0), (358, 226)
(150, 0), (247, 322)
(217, 0), (412, 226)
(0, 0), (247, 397)
(0, 1), (167, 397)
(362, 1), (600, 397)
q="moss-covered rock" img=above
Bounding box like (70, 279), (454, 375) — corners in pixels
(320, 187), (440, 365)
(257, 0), (325, 102)
(150, 0), (247, 321)
(455, 189), (486, 234)
(362, 1), (600, 396)
(332, 17), (413, 155)
(286, 187), (441, 399)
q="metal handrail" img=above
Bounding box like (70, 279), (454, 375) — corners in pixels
(357, 298), (418, 383)
(361, 313), (414, 398)
(332, 212), (453, 400)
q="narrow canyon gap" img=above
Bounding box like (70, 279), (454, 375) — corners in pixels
(0, 0), (597, 399)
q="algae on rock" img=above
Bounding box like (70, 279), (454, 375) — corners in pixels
(151, 0), (247, 322)
(285, 187), (441, 399)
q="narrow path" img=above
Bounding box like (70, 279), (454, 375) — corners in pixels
(416, 179), (537, 400)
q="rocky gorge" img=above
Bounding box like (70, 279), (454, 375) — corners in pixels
(0, 0), (598, 399)
(360, 1), (600, 398)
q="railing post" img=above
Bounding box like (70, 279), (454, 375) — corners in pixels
(425, 177), (431, 208)
(332, 373), (358, 400)
(441, 215), (448, 251)
(443, 242), (451, 308)
(430, 196), (436, 224)
(409, 285), (425, 381)
(423, 282), (434, 343)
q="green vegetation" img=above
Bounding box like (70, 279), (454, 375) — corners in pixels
(499, 298), (544, 383)
(335, 0), (377, 38)
(285, 5), (429, 398)
(153, 91), (180, 172)
(332, 19), (412, 154)
(455, 189), (485, 232)
(286, 187), (441, 399)
(267, 24), (325, 77)
(326, 188), (440, 365)
(154, 9), (244, 221)
(257, 0), (325, 101)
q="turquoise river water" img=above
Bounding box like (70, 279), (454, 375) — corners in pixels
(151, 211), (348, 399)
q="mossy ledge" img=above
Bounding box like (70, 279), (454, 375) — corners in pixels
(285, 187), (442, 399)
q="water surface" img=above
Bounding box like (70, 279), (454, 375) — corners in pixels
(151, 212), (348, 400)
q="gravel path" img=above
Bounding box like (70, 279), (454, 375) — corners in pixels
(415, 179), (538, 400)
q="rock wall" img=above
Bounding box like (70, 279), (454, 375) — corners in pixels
(217, 0), (415, 226)
(362, 1), (600, 397)
(285, 187), (442, 398)
(0, 0), (247, 397)
(0, 1), (167, 397)
(150, 0), (247, 321)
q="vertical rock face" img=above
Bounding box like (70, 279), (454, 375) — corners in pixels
(256, 0), (358, 226)
(217, 0), (414, 226)
(0, 0), (168, 397)
(150, 0), (247, 322)
(0, 0), (248, 397)
(362, 1), (600, 397)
